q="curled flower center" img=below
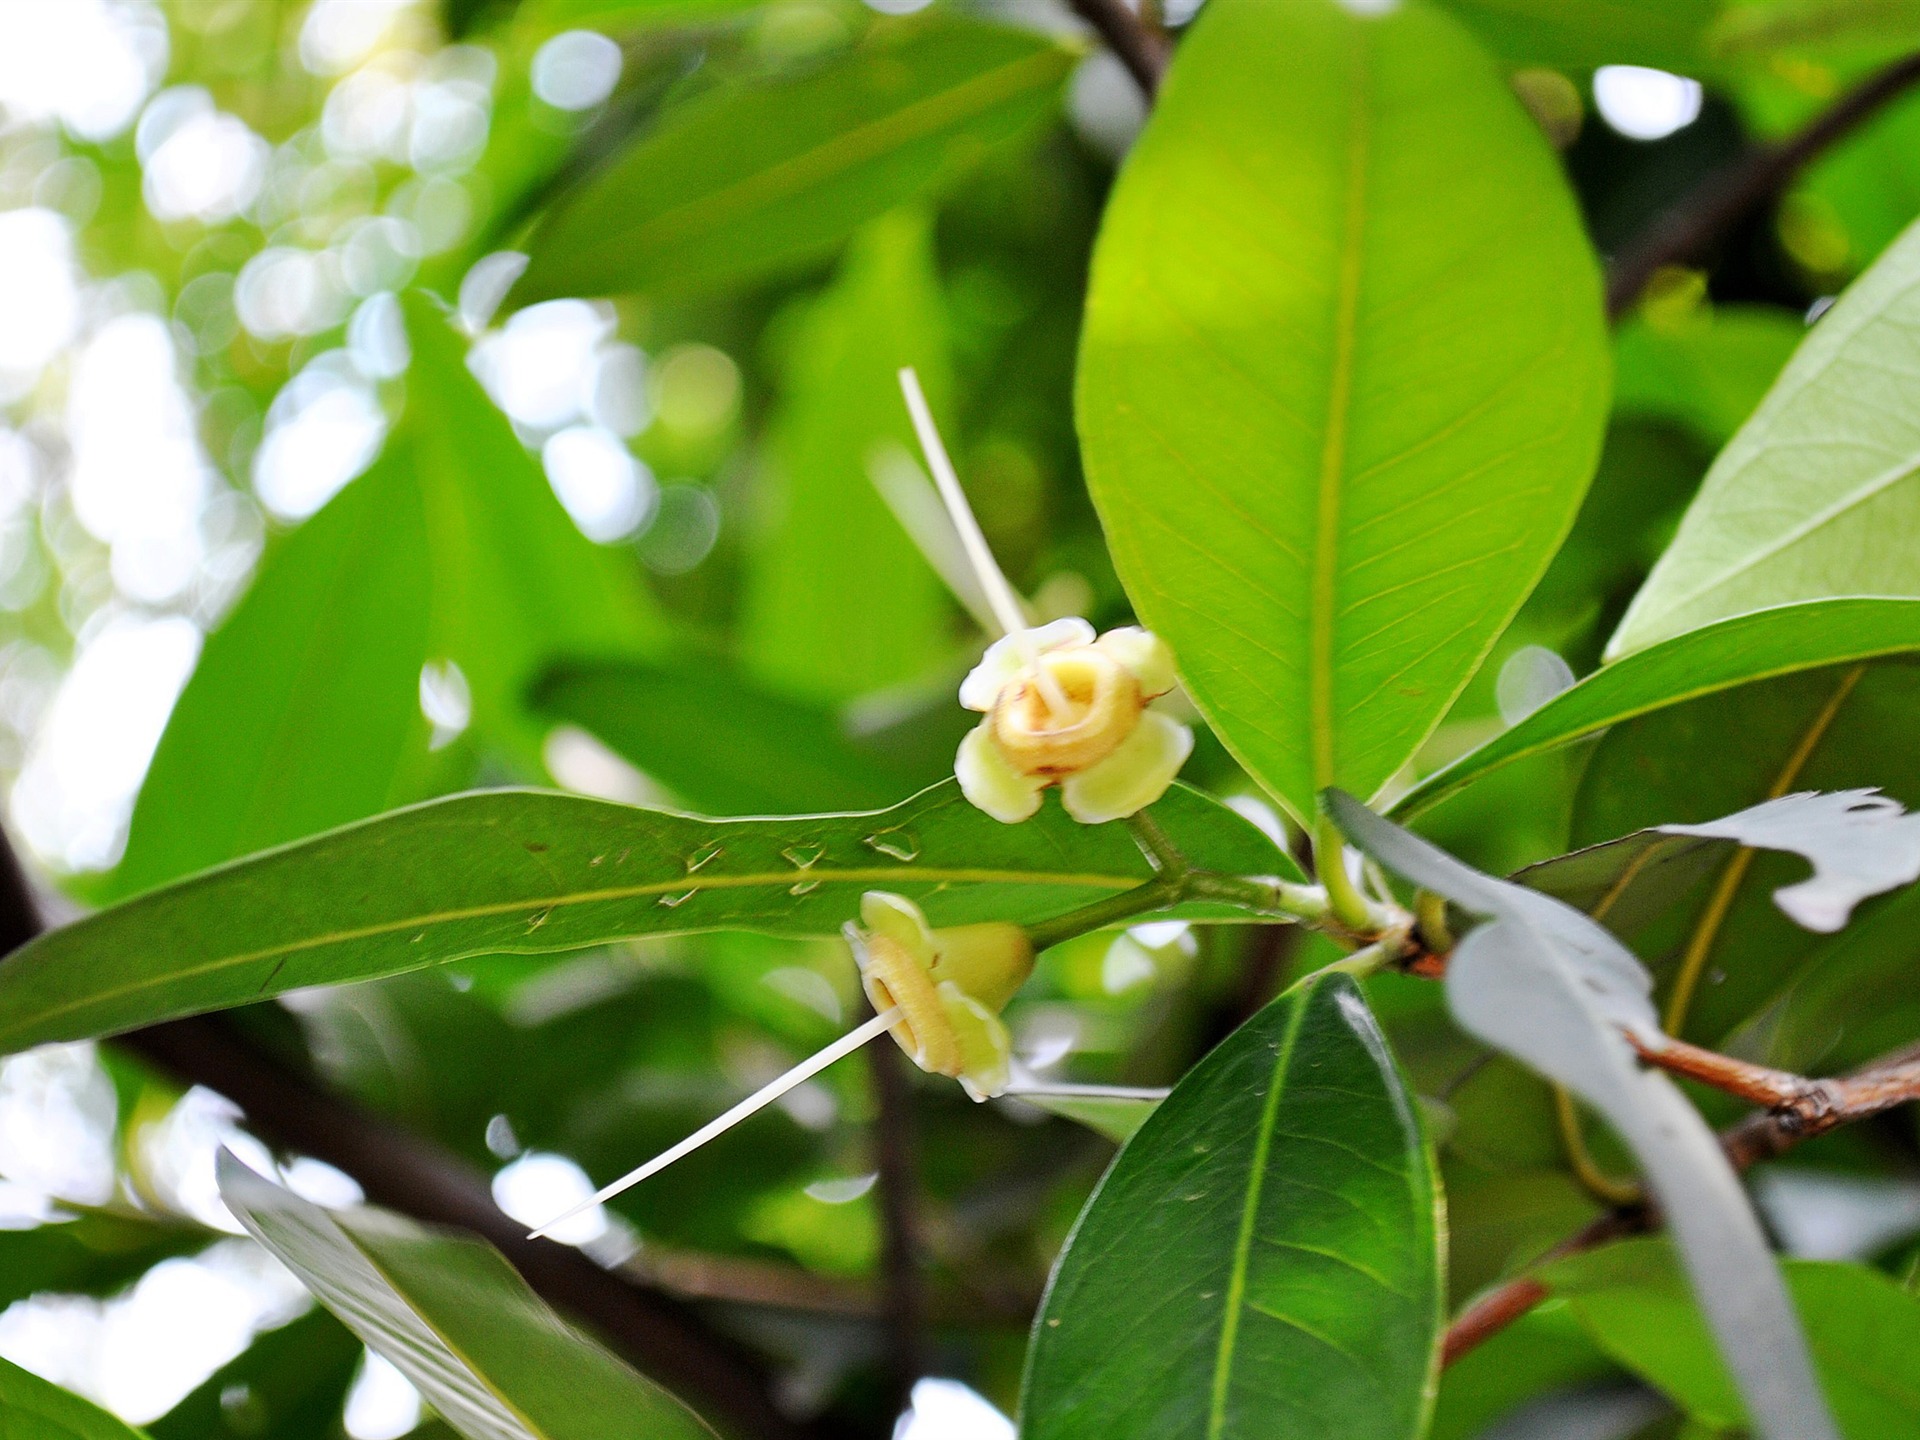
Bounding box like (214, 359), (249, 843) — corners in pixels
(992, 648), (1142, 776)
(858, 930), (964, 1078)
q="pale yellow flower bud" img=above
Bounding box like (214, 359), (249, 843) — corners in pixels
(954, 620), (1192, 825)
(844, 892), (1035, 1101)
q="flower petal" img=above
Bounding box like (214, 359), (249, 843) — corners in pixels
(1060, 710), (1193, 824)
(956, 719), (1047, 823)
(1094, 626), (1178, 697)
(859, 891), (935, 960)
(957, 618), (1096, 711)
(937, 981), (1012, 1101)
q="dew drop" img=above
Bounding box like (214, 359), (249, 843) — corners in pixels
(685, 841), (724, 873)
(789, 879), (821, 895)
(862, 830), (921, 863)
(657, 890), (696, 908)
(781, 843), (825, 870)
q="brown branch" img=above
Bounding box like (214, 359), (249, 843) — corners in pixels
(0, 843), (822, 1440)
(1606, 51), (1920, 319)
(867, 1030), (928, 1415)
(1063, 0), (1170, 100)
(1442, 1039), (1920, 1367)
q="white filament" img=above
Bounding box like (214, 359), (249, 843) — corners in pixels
(897, 367), (1070, 716)
(525, 1008), (901, 1240)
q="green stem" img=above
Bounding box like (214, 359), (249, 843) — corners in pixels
(1185, 872), (1329, 923)
(1024, 878), (1179, 951)
(1315, 813), (1375, 932)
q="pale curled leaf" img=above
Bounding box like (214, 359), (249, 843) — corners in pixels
(1324, 791), (1838, 1440)
(1520, 788), (1920, 938)
(1661, 789), (1920, 932)
(215, 1154), (716, 1440)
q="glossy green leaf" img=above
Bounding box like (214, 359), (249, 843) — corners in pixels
(149, 1310), (361, 1440)
(0, 1357), (145, 1440)
(1612, 219), (1920, 657)
(1020, 973), (1443, 1440)
(1614, 306), (1804, 449)
(1544, 1238), (1920, 1439)
(112, 294), (661, 898)
(216, 1156), (717, 1440)
(0, 780), (1292, 1054)
(512, 17), (1073, 302)
(1396, 599), (1920, 816)
(739, 208), (953, 703)
(1077, 0), (1607, 824)
(532, 656), (948, 814)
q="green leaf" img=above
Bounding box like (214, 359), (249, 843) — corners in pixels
(215, 1156), (718, 1440)
(148, 1310), (362, 1440)
(0, 1358), (145, 1440)
(532, 655), (949, 814)
(1077, 0), (1608, 824)
(1437, 0), (1719, 70)
(1428, 1303), (1618, 1440)
(1544, 1238), (1920, 1439)
(112, 294), (662, 897)
(1612, 219), (1920, 657)
(512, 16), (1074, 302)
(1395, 598), (1920, 817)
(112, 439), (443, 899)
(1614, 306), (1804, 449)
(0, 780), (1292, 1054)
(0, 1214), (205, 1311)
(1019, 973), (1443, 1440)
(738, 208), (954, 704)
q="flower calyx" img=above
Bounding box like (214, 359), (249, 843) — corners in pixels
(845, 891), (1034, 1101)
(955, 618), (1192, 826)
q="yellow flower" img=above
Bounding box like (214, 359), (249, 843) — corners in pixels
(954, 619), (1192, 825)
(845, 892), (1034, 1101)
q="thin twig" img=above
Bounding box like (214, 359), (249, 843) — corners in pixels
(0, 836), (819, 1440)
(1443, 1038), (1920, 1366)
(1606, 51), (1920, 319)
(1062, 0), (1170, 99)
(867, 1029), (928, 1415)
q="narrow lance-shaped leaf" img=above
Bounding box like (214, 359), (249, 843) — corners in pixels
(0, 780), (1294, 1055)
(512, 16), (1074, 302)
(1325, 790), (1839, 1440)
(216, 1155), (717, 1440)
(1077, 0), (1607, 824)
(1611, 216), (1920, 657)
(1021, 973), (1443, 1440)
(1394, 598), (1920, 817)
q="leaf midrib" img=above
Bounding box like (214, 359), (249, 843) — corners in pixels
(0, 863), (1141, 1044)
(1308, 29), (1371, 791)
(1206, 981), (1314, 1438)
